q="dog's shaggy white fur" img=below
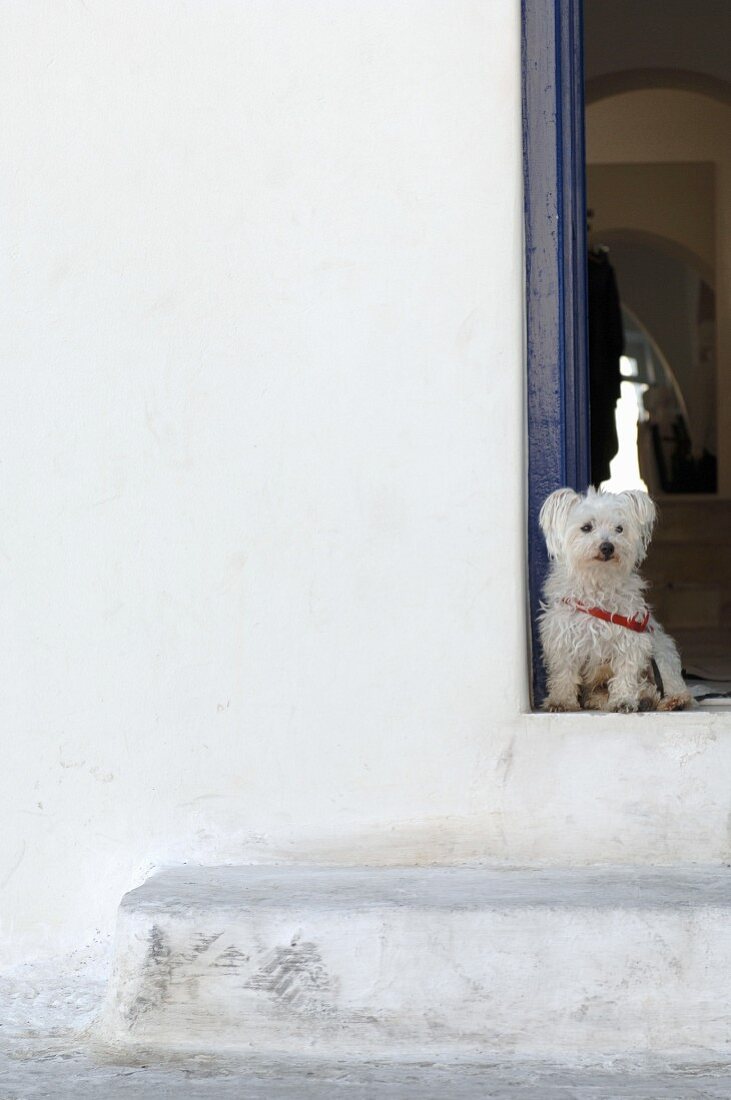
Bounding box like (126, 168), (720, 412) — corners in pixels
(539, 487), (691, 712)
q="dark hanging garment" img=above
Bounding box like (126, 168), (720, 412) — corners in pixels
(588, 249), (624, 485)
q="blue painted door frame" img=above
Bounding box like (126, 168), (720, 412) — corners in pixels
(523, 0), (591, 705)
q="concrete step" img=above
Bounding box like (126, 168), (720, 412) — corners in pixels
(100, 865), (731, 1059)
(653, 499), (731, 543)
(646, 542), (731, 586)
(673, 626), (731, 679)
(649, 582), (721, 629)
(8, 1045), (731, 1099)
(643, 500), (731, 628)
(649, 584), (731, 630)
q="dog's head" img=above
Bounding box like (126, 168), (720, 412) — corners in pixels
(539, 487), (656, 577)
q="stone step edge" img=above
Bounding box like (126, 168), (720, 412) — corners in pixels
(114, 863), (731, 915)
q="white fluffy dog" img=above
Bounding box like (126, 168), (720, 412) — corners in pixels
(539, 487), (690, 712)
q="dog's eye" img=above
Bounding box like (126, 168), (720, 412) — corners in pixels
(616, 525), (623, 533)
(580, 523), (593, 533)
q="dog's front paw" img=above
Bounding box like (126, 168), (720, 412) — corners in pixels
(543, 698), (580, 713)
(657, 692), (692, 712)
(612, 699), (639, 713)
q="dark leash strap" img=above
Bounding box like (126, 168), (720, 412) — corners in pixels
(650, 657), (665, 699)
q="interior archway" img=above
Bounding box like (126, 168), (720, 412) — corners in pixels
(586, 68), (731, 107)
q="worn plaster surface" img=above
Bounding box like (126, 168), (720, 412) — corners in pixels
(3, 876), (731, 1098)
(101, 864), (731, 1058)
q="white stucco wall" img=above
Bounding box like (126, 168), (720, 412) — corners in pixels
(0, 0), (526, 966)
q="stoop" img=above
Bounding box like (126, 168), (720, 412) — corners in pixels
(99, 864), (731, 1059)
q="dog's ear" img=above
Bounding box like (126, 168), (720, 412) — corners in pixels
(618, 490), (656, 561)
(539, 488), (580, 558)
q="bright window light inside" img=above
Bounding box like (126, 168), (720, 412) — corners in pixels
(601, 356), (648, 494)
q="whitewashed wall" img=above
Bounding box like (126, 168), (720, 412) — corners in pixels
(0, 0), (525, 966)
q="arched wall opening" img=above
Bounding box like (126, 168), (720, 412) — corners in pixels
(586, 87), (731, 495)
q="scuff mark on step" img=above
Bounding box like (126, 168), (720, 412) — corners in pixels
(127, 925), (174, 1024)
(246, 938), (333, 1014)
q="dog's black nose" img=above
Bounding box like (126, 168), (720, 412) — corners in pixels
(599, 541), (614, 560)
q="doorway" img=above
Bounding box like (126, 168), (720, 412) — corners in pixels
(524, 0), (731, 705)
(585, 0), (731, 700)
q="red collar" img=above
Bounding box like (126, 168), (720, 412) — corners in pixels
(565, 599), (652, 634)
